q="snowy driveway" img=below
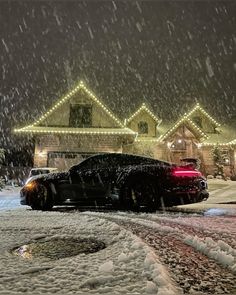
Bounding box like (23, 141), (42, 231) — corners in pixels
(0, 209), (235, 295)
(0, 180), (236, 294)
(0, 186), (21, 211)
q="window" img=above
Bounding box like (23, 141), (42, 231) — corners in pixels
(138, 121), (148, 134)
(192, 116), (202, 128)
(69, 104), (92, 127)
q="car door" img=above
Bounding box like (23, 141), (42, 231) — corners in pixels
(81, 169), (108, 206)
(66, 170), (88, 204)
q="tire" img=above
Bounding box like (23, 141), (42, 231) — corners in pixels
(120, 176), (158, 212)
(31, 183), (53, 211)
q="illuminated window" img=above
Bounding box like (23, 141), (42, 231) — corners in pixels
(138, 121), (148, 134)
(69, 104), (92, 127)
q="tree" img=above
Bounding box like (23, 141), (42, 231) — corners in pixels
(0, 149), (5, 190)
(0, 148), (5, 164)
(212, 145), (222, 164)
(211, 145), (226, 180)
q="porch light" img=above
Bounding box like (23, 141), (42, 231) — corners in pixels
(38, 151), (44, 157)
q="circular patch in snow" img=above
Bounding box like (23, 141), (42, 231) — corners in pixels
(12, 237), (106, 259)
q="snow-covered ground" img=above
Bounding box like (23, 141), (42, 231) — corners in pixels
(0, 186), (21, 211)
(0, 209), (236, 295)
(176, 179), (236, 214)
(0, 180), (236, 294)
(0, 209), (180, 295)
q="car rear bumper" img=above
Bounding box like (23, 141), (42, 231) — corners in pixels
(162, 189), (209, 206)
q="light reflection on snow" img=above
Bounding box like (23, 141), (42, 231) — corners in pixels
(204, 208), (234, 216)
(16, 245), (32, 259)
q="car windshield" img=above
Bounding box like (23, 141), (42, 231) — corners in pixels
(30, 169), (51, 176)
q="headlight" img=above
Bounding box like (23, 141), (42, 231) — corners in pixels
(24, 182), (36, 190)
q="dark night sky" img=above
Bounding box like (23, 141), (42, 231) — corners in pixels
(0, 0), (235, 148)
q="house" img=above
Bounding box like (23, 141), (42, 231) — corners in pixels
(14, 81), (236, 176)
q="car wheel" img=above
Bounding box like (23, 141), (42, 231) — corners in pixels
(31, 183), (53, 211)
(121, 176), (157, 212)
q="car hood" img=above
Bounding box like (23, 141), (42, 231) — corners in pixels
(25, 171), (69, 184)
(25, 174), (47, 184)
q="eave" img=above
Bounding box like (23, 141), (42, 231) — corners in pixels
(14, 126), (137, 136)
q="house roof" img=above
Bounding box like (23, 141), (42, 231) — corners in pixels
(229, 139), (236, 145)
(202, 125), (236, 146)
(14, 81), (124, 132)
(14, 82), (235, 145)
(156, 103), (226, 143)
(158, 117), (208, 142)
(185, 103), (221, 127)
(126, 103), (160, 124)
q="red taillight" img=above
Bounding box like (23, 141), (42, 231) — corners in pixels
(172, 167), (202, 177)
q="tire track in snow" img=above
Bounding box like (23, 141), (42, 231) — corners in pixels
(86, 212), (236, 294)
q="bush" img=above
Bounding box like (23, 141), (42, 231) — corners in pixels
(207, 175), (214, 179)
(230, 175), (236, 181)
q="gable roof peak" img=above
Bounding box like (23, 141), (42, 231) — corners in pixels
(14, 80), (124, 132)
(126, 102), (160, 124)
(187, 103), (221, 127)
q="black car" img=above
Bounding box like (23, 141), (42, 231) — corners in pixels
(20, 153), (208, 211)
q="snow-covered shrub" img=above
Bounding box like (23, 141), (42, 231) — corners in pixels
(207, 175), (214, 179)
(216, 175), (222, 179)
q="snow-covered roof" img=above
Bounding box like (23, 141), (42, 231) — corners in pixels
(126, 103), (160, 124)
(14, 81), (124, 131)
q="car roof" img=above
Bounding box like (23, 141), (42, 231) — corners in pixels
(70, 152), (171, 171)
(30, 167), (58, 171)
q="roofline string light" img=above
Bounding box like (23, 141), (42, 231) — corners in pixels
(14, 81), (124, 133)
(159, 103), (221, 142)
(14, 94), (233, 144)
(186, 103), (221, 127)
(126, 103), (160, 124)
(229, 139), (236, 145)
(14, 128), (137, 136)
(201, 142), (234, 147)
(160, 117), (208, 142)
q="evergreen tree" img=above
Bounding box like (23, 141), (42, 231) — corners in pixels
(211, 145), (226, 179)
(0, 149), (5, 191)
(0, 148), (5, 164)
